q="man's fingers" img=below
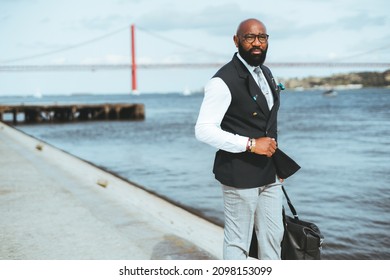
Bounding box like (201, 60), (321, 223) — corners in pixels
(269, 138), (277, 150)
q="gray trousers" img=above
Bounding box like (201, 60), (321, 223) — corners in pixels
(222, 180), (284, 260)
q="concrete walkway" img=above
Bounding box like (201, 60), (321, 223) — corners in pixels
(0, 122), (223, 260)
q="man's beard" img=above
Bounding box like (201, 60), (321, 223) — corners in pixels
(238, 43), (267, 67)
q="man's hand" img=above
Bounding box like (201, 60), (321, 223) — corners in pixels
(253, 137), (277, 157)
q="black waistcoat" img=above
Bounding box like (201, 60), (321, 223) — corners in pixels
(212, 53), (281, 188)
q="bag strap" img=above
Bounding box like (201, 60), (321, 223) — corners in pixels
(281, 185), (299, 219)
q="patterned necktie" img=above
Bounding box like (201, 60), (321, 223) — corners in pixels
(254, 67), (273, 109)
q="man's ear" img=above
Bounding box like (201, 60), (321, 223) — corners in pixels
(233, 35), (239, 48)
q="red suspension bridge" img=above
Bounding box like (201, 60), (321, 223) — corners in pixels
(1, 25), (389, 92)
(1, 62), (389, 72)
(2, 63), (388, 93)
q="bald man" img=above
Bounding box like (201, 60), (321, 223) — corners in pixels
(196, 19), (287, 259)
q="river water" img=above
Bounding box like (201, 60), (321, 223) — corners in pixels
(3, 87), (389, 259)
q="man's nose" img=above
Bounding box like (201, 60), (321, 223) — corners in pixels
(252, 37), (262, 45)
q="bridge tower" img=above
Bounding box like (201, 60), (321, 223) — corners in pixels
(131, 24), (137, 93)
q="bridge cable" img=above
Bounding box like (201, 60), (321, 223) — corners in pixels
(0, 25), (129, 64)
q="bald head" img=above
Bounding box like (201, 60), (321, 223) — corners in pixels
(236, 18), (267, 37)
(233, 18), (269, 66)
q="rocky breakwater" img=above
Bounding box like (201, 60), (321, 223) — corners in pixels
(283, 69), (390, 90)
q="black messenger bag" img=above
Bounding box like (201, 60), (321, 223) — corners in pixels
(281, 186), (324, 260)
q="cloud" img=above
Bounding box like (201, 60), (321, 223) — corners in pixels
(268, 12), (387, 41)
(79, 15), (128, 30)
(0, 14), (10, 23)
(50, 57), (67, 64)
(39, 17), (51, 24)
(339, 13), (388, 30)
(136, 3), (262, 36)
(81, 54), (128, 64)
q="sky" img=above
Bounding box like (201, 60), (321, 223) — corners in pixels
(0, 0), (389, 95)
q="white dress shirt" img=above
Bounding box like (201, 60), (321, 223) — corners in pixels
(195, 54), (271, 153)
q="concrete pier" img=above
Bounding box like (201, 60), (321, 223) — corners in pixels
(0, 103), (145, 124)
(0, 122), (223, 260)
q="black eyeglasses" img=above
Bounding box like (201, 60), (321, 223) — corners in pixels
(241, 33), (269, 44)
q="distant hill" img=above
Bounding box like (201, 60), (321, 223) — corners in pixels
(283, 69), (390, 89)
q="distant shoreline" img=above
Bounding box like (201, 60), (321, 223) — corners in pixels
(0, 68), (389, 97)
(282, 69), (390, 89)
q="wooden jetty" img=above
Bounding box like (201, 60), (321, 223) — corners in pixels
(0, 103), (144, 124)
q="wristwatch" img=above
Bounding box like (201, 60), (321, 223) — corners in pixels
(246, 138), (256, 152)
